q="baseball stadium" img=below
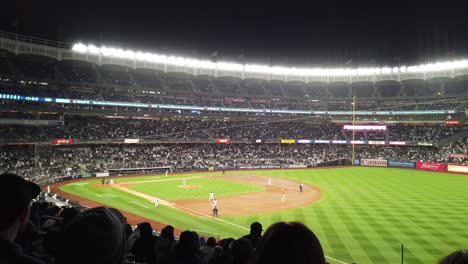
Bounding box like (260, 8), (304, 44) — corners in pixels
(1, 8), (468, 264)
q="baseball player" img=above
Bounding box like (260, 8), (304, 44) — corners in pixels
(300, 182), (304, 192)
(155, 196), (160, 207)
(212, 204), (219, 218)
(212, 198), (218, 208)
(268, 178), (272, 185)
(165, 170), (168, 176)
(209, 192), (215, 201)
(182, 178), (186, 185)
(109, 179), (114, 185)
(281, 193), (286, 203)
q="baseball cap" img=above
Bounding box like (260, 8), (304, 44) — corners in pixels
(251, 222), (263, 232)
(0, 173), (41, 214)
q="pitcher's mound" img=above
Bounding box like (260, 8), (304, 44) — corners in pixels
(178, 185), (201, 189)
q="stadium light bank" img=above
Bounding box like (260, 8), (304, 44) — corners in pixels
(72, 43), (468, 77)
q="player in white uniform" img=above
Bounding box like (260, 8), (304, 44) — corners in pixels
(109, 179), (114, 185)
(155, 196), (160, 207)
(165, 170), (168, 176)
(212, 198), (218, 207)
(281, 193), (286, 203)
(268, 178), (272, 185)
(209, 192), (215, 201)
(182, 178), (186, 185)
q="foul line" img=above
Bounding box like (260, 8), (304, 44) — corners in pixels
(131, 201), (149, 208)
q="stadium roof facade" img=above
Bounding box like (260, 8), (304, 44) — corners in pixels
(1, 30), (468, 83)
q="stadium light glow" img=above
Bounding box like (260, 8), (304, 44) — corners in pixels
(72, 43), (468, 77)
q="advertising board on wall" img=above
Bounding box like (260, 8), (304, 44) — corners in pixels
(447, 164), (468, 173)
(416, 162), (446, 171)
(53, 139), (74, 145)
(361, 159), (388, 167)
(388, 160), (416, 168)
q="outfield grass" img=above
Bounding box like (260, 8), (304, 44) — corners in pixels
(60, 167), (468, 264)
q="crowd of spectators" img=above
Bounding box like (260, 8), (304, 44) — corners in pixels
(1, 116), (465, 143)
(2, 142), (468, 181)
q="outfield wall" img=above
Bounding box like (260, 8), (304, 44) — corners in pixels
(356, 159), (468, 173)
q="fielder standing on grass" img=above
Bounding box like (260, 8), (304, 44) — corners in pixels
(182, 178), (186, 185)
(155, 196), (159, 207)
(209, 192), (215, 201)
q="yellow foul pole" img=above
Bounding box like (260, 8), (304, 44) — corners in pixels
(352, 96), (356, 165)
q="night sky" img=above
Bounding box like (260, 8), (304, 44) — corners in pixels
(1, 4), (467, 67)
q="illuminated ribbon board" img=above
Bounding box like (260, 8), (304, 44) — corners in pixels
(0, 93), (455, 116)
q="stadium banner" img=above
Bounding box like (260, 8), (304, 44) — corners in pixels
(332, 140), (348, 144)
(281, 139), (295, 144)
(297, 139), (313, 143)
(124, 138), (140, 144)
(445, 120), (460, 125)
(416, 162), (446, 171)
(448, 154), (468, 158)
(314, 140), (330, 144)
(418, 142), (433, 146)
(282, 164), (308, 169)
(239, 166), (281, 169)
(388, 160), (416, 168)
(361, 159), (388, 167)
(216, 139), (231, 144)
(96, 172), (110, 177)
(53, 139), (74, 145)
(251, 98), (271, 103)
(368, 140), (385, 145)
(343, 125), (386, 131)
(350, 140), (366, 144)
(389, 141), (406, 145)
(447, 165), (468, 173)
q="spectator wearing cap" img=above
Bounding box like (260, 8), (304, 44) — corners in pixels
(0, 173), (43, 264)
(55, 207), (127, 264)
(242, 222), (263, 249)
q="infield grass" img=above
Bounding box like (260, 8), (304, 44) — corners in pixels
(60, 167), (468, 264)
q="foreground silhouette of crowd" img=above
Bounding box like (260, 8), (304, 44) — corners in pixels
(0, 172), (465, 264)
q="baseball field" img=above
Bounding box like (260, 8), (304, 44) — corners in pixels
(56, 167), (468, 264)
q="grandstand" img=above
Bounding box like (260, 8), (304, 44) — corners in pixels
(1, 30), (468, 264)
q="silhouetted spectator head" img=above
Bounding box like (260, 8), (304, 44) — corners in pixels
(0, 173), (40, 241)
(231, 238), (253, 264)
(55, 207), (127, 264)
(439, 250), (468, 264)
(60, 207), (80, 224)
(175, 231), (201, 260)
(251, 222), (326, 264)
(160, 225), (175, 240)
(207, 237), (217, 248)
(250, 222), (263, 235)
